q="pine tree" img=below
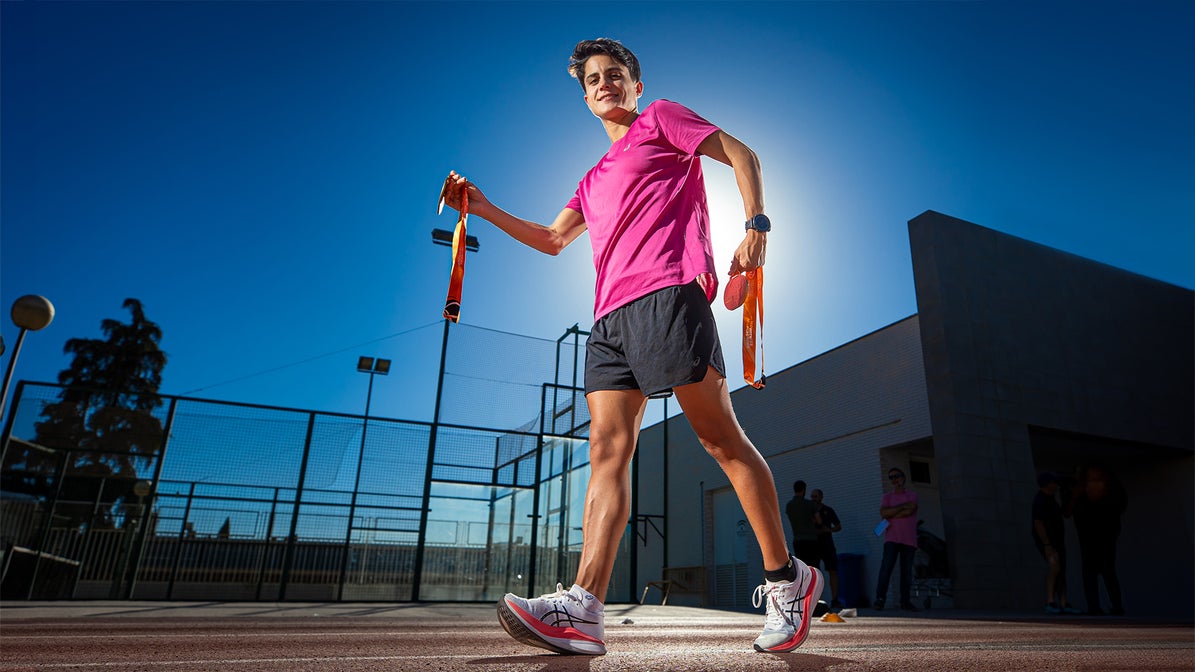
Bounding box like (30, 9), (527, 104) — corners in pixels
(26, 298), (168, 529)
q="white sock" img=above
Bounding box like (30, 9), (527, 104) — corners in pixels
(571, 584), (604, 611)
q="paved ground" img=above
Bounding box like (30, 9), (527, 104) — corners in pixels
(1, 601), (1191, 671)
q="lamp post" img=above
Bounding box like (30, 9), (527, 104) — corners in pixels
(0, 295), (55, 426)
(412, 229), (479, 601)
(1, 295), (55, 467)
(119, 479), (154, 599)
(338, 356), (390, 599)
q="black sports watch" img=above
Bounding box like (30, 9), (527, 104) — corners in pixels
(745, 213), (771, 233)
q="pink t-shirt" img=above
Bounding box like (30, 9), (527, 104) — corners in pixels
(566, 99), (720, 320)
(881, 490), (919, 548)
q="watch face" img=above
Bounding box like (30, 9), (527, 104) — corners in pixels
(748, 214), (771, 232)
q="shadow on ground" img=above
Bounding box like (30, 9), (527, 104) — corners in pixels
(465, 652), (854, 671)
(467, 655), (594, 671)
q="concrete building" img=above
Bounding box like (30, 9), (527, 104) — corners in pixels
(634, 211), (1193, 618)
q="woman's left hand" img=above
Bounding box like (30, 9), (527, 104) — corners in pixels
(730, 229), (767, 276)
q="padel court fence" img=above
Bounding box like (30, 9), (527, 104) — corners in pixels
(0, 323), (637, 603)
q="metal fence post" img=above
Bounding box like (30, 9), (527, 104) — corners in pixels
(25, 447), (71, 600)
(279, 412), (316, 600)
(256, 487), (280, 600)
(125, 397), (177, 599)
(413, 318), (451, 602)
(70, 478), (107, 599)
(482, 436), (500, 599)
(527, 385), (546, 595)
(166, 481), (196, 599)
(337, 372), (377, 600)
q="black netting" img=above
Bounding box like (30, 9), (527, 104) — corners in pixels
(0, 322), (591, 602)
(162, 402), (310, 488)
(438, 324), (560, 428)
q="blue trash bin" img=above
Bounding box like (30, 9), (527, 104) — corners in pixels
(836, 553), (864, 607)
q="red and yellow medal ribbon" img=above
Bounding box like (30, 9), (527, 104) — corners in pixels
(741, 267), (765, 389)
(439, 182), (469, 322)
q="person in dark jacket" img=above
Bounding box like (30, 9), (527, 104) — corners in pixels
(1068, 463), (1127, 615)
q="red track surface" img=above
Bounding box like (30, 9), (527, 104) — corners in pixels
(2, 601), (1191, 671)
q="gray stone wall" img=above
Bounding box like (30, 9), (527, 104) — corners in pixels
(909, 210), (1194, 611)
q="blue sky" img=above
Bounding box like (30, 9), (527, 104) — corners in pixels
(3, 0), (1192, 426)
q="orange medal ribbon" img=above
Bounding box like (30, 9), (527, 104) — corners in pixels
(438, 180), (469, 322)
(741, 268), (765, 389)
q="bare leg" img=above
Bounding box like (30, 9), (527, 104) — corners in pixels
(1046, 550), (1061, 603)
(572, 388), (648, 603)
(673, 367), (789, 571)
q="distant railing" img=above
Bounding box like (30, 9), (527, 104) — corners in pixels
(0, 372), (624, 602)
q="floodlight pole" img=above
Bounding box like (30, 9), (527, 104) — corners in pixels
(413, 230), (479, 601)
(338, 356), (389, 599)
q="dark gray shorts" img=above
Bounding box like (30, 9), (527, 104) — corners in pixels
(584, 281), (726, 397)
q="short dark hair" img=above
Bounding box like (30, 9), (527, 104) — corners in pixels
(793, 480), (807, 494)
(568, 38), (641, 89)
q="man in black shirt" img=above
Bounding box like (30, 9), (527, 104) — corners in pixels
(811, 488), (843, 609)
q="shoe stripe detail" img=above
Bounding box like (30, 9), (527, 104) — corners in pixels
(505, 598), (604, 645)
(757, 631), (801, 652)
(498, 602), (563, 654)
(793, 568), (823, 649)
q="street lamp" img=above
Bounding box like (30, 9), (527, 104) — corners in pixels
(338, 356), (390, 598)
(357, 356), (391, 377)
(1, 295), (55, 427)
(431, 228), (480, 252)
(412, 229), (480, 601)
(355, 356), (391, 436)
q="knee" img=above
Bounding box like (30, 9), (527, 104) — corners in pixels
(588, 434), (636, 473)
(697, 436), (730, 462)
(696, 428), (749, 463)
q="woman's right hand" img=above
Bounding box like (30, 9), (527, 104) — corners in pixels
(441, 170), (490, 215)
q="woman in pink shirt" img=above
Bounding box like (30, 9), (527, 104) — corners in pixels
(442, 38), (820, 656)
(874, 467), (920, 611)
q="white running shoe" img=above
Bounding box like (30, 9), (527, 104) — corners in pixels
(497, 583), (606, 655)
(752, 557), (823, 653)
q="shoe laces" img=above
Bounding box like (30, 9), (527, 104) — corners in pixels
(753, 580), (798, 630)
(539, 583), (570, 599)
(538, 582), (585, 607)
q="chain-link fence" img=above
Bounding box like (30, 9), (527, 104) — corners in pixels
(0, 323), (633, 603)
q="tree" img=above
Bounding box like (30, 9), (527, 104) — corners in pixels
(20, 299), (168, 529)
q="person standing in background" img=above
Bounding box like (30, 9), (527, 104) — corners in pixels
(874, 467), (919, 611)
(811, 488), (843, 610)
(1069, 462), (1127, 615)
(1032, 472), (1082, 614)
(786, 481), (822, 570)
